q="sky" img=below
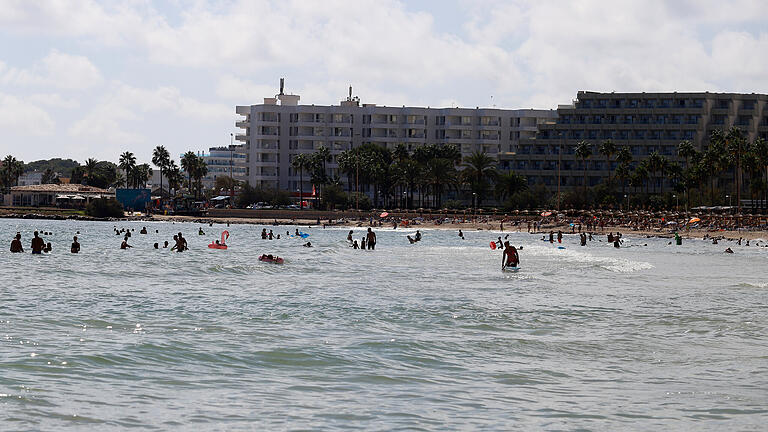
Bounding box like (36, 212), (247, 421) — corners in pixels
(1, 0), (768, 165)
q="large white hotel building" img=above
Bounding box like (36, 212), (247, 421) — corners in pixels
(235, 83), (555, 193)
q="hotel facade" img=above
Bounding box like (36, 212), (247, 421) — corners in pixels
(235, 87), (555, 193)
(505, 91), (768, 190)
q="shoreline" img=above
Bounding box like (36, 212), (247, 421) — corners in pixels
(3, 207), (768, 242)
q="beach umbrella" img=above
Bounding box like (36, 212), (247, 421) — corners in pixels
(380, 212), (389, 218)
(541, 211), (552, 217)
(688, 217), (701, 224)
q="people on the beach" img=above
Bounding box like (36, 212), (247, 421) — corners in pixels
(366, 228), (376, 250)
(557, 231), (562, 243)
(549, 231), (554, 243)
(31, 231), (44, 254)
(10, 233), (23, 253)
(71, 236), (80, 253)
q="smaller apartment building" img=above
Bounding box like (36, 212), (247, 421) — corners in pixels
(195, 145), (248, 191)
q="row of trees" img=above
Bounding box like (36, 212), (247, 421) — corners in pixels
(288, 143), (528, 210)
(149, 146), (209, 199)
(567, 126), (768, 210)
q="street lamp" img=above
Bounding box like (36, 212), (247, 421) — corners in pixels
(229, 133), (234, 207)
(673, 194), (678, 211)
(557, 132), (563, 212)
(403, 191), (407, 209)
(624, 194), (628, 210)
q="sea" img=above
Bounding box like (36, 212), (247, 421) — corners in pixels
(1, 218), (767, 430)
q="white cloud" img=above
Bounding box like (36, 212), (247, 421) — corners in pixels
(28, 93), (81, 109)
(3, 0), (768, 161)
(0, 50), (103, 90)
(0, 92), (55, 136)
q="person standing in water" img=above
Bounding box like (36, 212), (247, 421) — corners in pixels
(30, 231), (45, 254)
(347, 230), (354, 243)
(557, 231), (563, 243)
(458, 229), (464, 239)
(366, 227), (376, 250)
(502, 242), (519, 269)
(549, 231), (554, 243)
(10, 233), (23, 253)
(71, 236), (80, 253)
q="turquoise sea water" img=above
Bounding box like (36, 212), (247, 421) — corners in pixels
(1, 218), (767, 430)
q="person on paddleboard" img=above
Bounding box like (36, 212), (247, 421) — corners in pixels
(502, 241), (519, 269)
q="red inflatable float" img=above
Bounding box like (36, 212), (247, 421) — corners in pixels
(208, 231), (229, 250)
(259, 254), (284, 264)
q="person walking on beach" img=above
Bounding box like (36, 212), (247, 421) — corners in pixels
(366, 228), (376, 250)
(30, 231), (44, 254)
(10, 233), (23, 253)
(502, 242), (519, 269)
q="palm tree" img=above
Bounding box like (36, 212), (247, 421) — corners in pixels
(614, 163), (631, 200)
(180, 151), (198, 195)
(291, 153), (310, 209)
(574, 140), (592, 195)
(598, 139), (617, 184)
(425, 157), (457, 208)
(752, 138), (768, 210)
(191, 156), (208, 199)
(494, 171), (528, 203)
(165, 160), (182, 194)
(118, 151), (136, 188)
(134, 164), (152, 188)
(725, 126), (746, 211)
(461, 150), (497, 208)
(647, 151), (663, 194)
(84, 158), (99, 184)
(152, 145), (170, 197)
(1, 155), (24, 193)
(678, 140), (696, 169)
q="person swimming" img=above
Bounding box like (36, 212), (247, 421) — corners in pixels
(31, 231), (44, 254)
(140, 227), (147, 234)
(414, 230), (422, 242)
(353, 240), (359, 249)
(303, 241), (312, 247)
(347, 230), (354, 243)
(502, 241), (519, 268)
(458, 229), (464, 239)
(120, 236), (132, 249)
(153, 242), (159, 249)
(725, 247), (734, 253)
(71, 236), (80, 254)
(10, 233), (23, 253)
(44, 242), (52, 253)
(198, 227), (205, 235)
(366, 228), (376, 250)
(407, 235), (416, 244)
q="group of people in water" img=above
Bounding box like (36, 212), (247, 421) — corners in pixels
(347, 228), (377, 250)
(9, 231), (68, 254)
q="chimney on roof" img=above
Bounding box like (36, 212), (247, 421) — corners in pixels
(279, 78), (284, 95)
